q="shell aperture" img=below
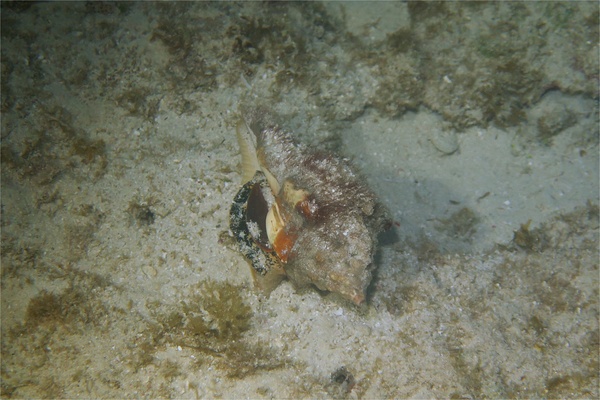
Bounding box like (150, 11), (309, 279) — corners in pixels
(229, 171), (281, 277)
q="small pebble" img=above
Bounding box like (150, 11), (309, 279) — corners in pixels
(142, 265), (157, 278)
(428, 130), (459, 155)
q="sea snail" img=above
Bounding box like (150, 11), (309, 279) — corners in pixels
(229, 108), (389, 305)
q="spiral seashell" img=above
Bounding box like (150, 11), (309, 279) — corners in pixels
(229, 108), (389, 305)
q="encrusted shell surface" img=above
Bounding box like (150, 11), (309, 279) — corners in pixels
(229, 108), (389, 305)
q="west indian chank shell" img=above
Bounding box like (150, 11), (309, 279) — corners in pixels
(229, 108), (390, 305)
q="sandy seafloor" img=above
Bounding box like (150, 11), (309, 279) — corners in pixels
(1, 2), (598, 398)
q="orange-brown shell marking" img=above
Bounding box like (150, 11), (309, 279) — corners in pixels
(272, 229), (297, 263)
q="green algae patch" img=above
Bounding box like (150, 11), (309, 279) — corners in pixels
(145, 280), (285, 379)
(172, 280), (252, 346)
